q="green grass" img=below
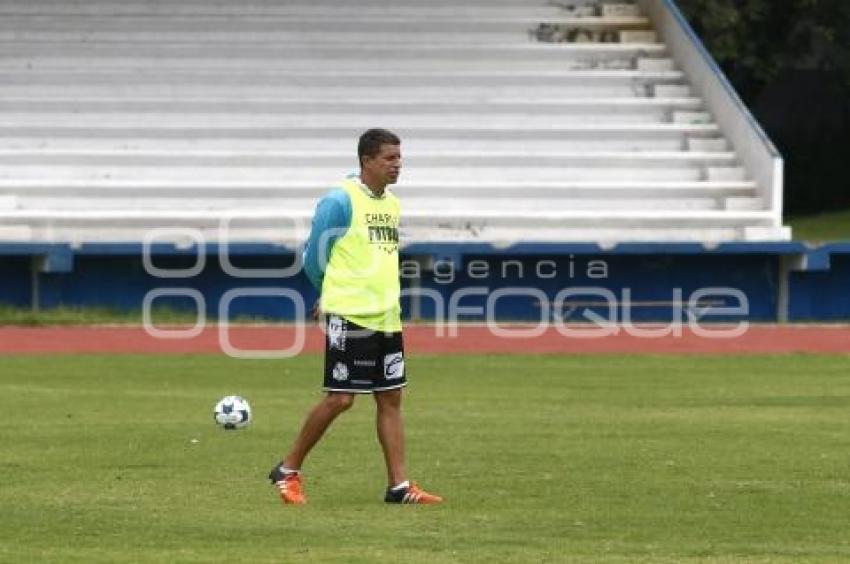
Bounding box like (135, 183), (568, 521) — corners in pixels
(0, 304), (291, 326)
(2, 354), (850, 563)
(0, 304), (201, 326)
(788, 209), (850, 242)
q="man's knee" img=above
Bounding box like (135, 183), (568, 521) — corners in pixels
(324, 392), (355, 413)
(374, 388), (403, 410)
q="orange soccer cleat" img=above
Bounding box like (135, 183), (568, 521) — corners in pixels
(384, 481), (443, 505)
(268, 465), (307, 505)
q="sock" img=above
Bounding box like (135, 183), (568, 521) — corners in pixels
(390, 480), (410, 491)
(279, 465), (300, 475)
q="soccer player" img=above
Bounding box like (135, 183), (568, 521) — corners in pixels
(268, 128), (443, 505)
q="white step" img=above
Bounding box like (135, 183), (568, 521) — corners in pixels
(654, 84), (692, 97)
(0, 195), (17, 210)
(0, 42), (667, 59)
(17, 196), (724, 213)
(0, 68), (687, 86)
(724, 197), (764, 211)
(0, 83), (684, 100)
(0, 0), (580, 10)
(0, 215), (781, 244)
(0, 0), (627, 11)
(0, 15), (651, 31)
(672, 111), (713, 124)
(0, 209), (781, 247)
(0, 111), (704, 128)
(0, 97), (704, 114)
(406, 226), (768, 244)
(636, 58), (676, 72)
(0, 180), (758, 199)
(0, 134), (697, 153)
(0, 124), (723, 140)
(0, 224), (765, 245)
(0, 53), (673, 73)
(743, 226), (791, 241)
(0, 0), (562, 6)
(403, 209), (776, 228)
(0, 165), (713, 182)
(531, 17), (651, 29)
(687, 138), (728, 152)
(0, 224), (32, 240)
(619, 30), (657, 43)
(0, 60), (658, 72)
(0, 113), (696, 131)
(0, 150), (738, 167)
(0, 31), (567, 44)
(0, 7), (623, 19)
(0, 209), (778, 223)
(0, 30), (659, 46)
(706, 167), (746, 181)
(602, 4), (642, 18)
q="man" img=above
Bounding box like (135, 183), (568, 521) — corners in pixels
(268, 128), (443, 505)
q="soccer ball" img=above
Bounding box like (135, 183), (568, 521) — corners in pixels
(213, 395), (252, 430)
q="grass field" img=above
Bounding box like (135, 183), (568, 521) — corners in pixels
(0, 304), (235, 326)
(788, 209), (850, 242)
(2, 354), (850, 563)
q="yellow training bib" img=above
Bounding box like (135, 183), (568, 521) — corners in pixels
(320, 177), (402, 332)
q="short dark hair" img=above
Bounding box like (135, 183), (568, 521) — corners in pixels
(358, 128), (401, 166)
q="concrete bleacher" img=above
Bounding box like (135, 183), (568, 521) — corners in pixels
(0, 0), (789, 245)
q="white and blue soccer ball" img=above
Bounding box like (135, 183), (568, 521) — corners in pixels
(213, 395), (252, 430)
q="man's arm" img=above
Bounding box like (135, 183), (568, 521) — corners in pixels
(302, 188), (352, 291)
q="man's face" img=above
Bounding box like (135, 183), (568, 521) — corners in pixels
(362, 143), (401, 185)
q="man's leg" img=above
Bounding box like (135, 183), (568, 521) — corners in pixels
(282, 392), (356, 470)
(270, 392), (355, 505)
(374, 388), (406, 487)
(375, 388), (443, 504)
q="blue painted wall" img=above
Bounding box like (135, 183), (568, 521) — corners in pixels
(1, 242), (847, 322)
(0, 256), (32, 307)
(789, 255), (850, 321)
(414, 254), (777, 322)
(36, 253), (318, 320)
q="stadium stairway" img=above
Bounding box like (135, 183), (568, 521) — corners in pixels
(0, 0), (789, 245)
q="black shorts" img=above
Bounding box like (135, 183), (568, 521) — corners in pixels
(323, 314), (407, 394)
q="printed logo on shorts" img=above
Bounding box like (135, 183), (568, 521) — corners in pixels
(332, 362), (349, 382)
(383, 352), (404, 380)
(328, 315), (346, 351)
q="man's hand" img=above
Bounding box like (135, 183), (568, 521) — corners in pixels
(311, 299), (322, 321)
